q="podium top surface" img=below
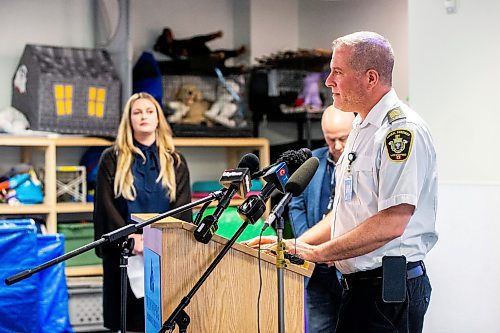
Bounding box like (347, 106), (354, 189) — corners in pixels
(132, 214), (314, 277)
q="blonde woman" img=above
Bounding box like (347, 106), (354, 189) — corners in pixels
(93, 92), (192, 332)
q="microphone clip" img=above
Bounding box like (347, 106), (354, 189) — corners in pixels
(237, 195), (266, 225)
(194, 215), (218, 244)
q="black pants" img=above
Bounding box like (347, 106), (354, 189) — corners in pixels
(336, 272), (431, 333)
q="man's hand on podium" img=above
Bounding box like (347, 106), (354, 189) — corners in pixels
(283, 238), (322, 264)
(241, 236), (308, 266)
(240, 235), (277, 249)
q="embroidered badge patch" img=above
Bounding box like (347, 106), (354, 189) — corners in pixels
(385, 129), (413, 161)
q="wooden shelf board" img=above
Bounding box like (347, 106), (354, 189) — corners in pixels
(0, 134), (113, 147)
(56, 202), (94, 213)
(174, 137), (268, 148)
(0, 135), (51, 146)
(53, 136), (112, 146)
(0, 203), (51, 214)
(66, 265), (103, 277)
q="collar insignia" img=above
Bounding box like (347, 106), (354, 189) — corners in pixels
(387, 107), (405, 124)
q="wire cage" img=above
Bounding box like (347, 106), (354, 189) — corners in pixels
(56, 166), (86, 203)
(161, 73), (253, 137)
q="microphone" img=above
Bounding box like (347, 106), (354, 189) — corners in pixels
(262, 157), (320, 231)
(251, 148), (312, 179)
(194, 153), (260, 243)
(237, 148), (311, 225)
(237, 162), (288, 224)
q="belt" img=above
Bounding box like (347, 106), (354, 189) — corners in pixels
(340, 261), (425, 290)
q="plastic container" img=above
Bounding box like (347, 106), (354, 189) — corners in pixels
(58, 222), (101, 266)
(197, 206), (277, 242)
(67, 276), (106, 332)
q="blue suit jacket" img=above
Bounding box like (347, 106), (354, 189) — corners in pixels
(289, 147), (331, 237)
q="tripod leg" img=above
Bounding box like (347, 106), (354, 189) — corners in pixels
(120, 237), (135, 333)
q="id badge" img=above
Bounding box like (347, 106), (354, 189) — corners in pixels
(343, 174), (353, 202)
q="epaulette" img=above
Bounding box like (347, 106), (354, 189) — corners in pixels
(387, 107), (406, 124)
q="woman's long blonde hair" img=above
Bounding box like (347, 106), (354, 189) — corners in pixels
(113, 92), (178, 202)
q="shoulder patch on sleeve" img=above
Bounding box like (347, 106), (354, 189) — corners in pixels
(387, 107), (406, 124)
(385, 129), (413, 162)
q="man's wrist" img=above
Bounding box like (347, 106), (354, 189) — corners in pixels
(315, 243), (326, 262)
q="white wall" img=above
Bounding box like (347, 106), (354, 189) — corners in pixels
(249, 0), (299, 62)
(425, 183), (500, 332)
(0, 0), (94, 109)
(409, 0), (500, 331)
(298, 0), (409, 101)
(130, 0), (236, 64)
(409, 0), (500, 184)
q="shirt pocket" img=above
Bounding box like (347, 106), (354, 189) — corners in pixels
(351, 155), (375, 205)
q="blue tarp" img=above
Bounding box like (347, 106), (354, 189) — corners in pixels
(0, 221), (39, 333)
(0, 219), (73, 333)
(37, 234), (73, 333)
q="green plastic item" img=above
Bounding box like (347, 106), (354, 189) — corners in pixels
(192, 179), (264, 193)
(195, 206), (277, 243)
(58, 222), (102, 266)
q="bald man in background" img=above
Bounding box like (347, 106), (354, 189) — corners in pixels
(289, 105), (355, 332)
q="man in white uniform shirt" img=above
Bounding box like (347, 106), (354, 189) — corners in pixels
(244, 31), (438, 333)
(291, 31), (438, 333)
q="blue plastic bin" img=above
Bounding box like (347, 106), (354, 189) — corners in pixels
(0, 219), (73, 333)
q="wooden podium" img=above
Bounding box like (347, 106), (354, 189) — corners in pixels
(134, 215), (314, 333)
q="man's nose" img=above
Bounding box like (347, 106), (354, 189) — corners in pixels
(325, 74), (335, 88)
(334, 140), (343, 150)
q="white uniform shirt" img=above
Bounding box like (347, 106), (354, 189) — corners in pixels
(332, 89), (438, 274)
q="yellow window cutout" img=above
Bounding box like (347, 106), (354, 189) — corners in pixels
(88, 87), (106, 118)
(88, 101), (96, 116)
(56, 100), (65, 116)
(54, 84), (73, 116)
(88, 87), (96, 116)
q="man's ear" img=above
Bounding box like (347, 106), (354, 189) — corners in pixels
(366, 69), (379, 89)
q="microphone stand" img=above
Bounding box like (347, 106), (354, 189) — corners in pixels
(120, 237), (134, 333)
(159, 220), (250, 333)
(276, 214), (286, 333)
(5, 190), (225, 333)
(265, 191), (294, 333)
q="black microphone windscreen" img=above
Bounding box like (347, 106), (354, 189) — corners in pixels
(284, 157), (319, 196)
(276, 149), (311, 175)
(238, 153), (260, 174)
(300, 147), (312, 159)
